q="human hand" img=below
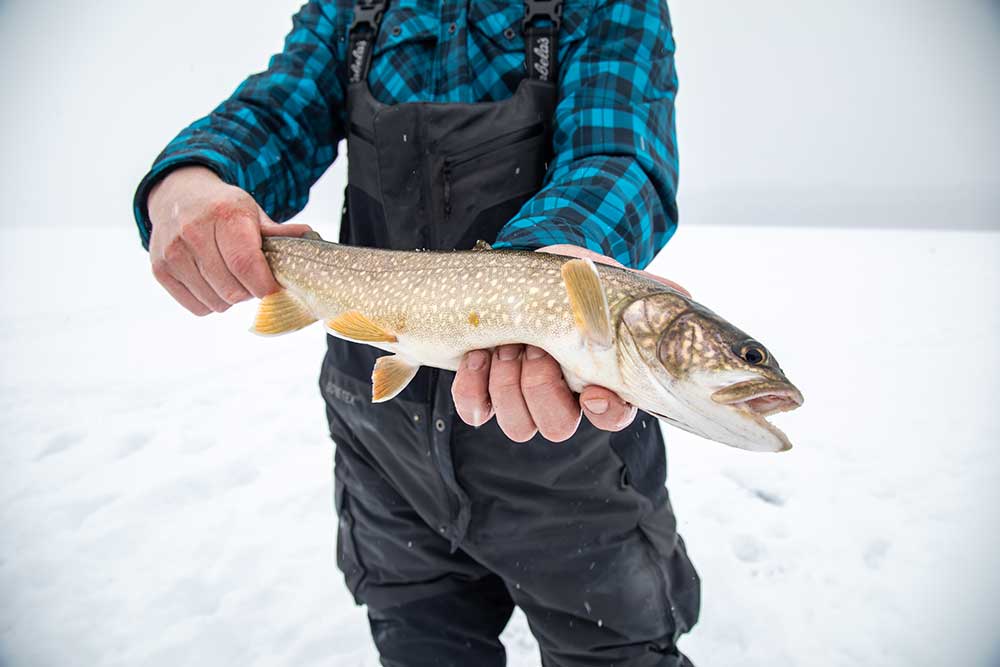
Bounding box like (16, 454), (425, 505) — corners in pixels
(451, 244), (690, 442)
(146, 166), (314, 315)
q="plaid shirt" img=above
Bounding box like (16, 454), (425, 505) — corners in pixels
(133, 0), (678, 269)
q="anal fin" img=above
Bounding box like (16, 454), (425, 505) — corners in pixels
(372, 355), (420, 403)
(326, 311), (398, 343)
(251, 290), (317, 336)
(561, 258), (613, 348)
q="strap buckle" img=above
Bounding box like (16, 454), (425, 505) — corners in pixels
(350, 0), (388, 34)
(522, 0), (563, 31)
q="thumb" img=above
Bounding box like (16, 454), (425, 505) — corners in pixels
(635, 270), (691, 298)
(259, 213), (315, 239)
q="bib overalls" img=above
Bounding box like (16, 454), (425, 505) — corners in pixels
(321, 2), (700, 665)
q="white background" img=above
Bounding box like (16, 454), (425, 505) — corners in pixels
(1, 2), (999, 666)
(0, 0), (998, 231)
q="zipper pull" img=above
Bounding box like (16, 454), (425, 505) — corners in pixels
(443, 166), (452, 217)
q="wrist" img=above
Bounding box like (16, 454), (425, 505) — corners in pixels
(148, 166), (220, 215)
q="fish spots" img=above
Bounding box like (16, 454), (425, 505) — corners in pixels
(468, 312), (480, 327)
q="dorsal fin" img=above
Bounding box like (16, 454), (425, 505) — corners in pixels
(326, 311), (397, 343)
(561, 258), (613, 348)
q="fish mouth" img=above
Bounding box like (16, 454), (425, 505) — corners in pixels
(711, 380), (803, 415)
(711, 380), (804, 451)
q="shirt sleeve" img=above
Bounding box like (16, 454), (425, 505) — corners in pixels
(492, 0), (679, 270)
(131, 1), (346, 250)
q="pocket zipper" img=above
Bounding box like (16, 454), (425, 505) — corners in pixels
(443, 122), (545, 169)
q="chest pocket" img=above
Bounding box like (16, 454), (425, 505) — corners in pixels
(367, 5), (438, 103)
(468, 0), (592, 86)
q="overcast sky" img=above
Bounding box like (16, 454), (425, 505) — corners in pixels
(1, 0), (997, 231)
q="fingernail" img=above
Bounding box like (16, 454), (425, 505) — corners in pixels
(619, 405), (638, 427)
(497, 346), (520, 361)
(471, 406), (482, 425)
(583, 398), (609, 414)
(524, 345), (546, 360)
(467, 350), (487, 371)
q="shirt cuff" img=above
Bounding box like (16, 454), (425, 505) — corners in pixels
(492, 215), (596, 254)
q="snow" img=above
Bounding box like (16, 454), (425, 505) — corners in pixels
(1, 224), (999, 666)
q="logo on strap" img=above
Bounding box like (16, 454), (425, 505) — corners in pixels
(533, 36), (551, 81)
(349, 39), (370, 83)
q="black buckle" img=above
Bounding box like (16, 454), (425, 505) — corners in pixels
(350, 0), (388, 33)
(522, 0), (563, 31)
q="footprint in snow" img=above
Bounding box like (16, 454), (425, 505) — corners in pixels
(732, 534), (766, 564)
(35, 430), (86, 460)
(115, 432), (152, 458)
(722, 466), (789, 507)
(863, 538), (891, 570)
(751, 488), (786, 506)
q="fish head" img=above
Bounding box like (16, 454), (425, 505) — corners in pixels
(617, 292), (803, 452)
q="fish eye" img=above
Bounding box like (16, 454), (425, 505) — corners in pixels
(740, 343), (768, 366)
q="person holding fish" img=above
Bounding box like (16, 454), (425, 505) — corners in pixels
(130, 1), (794, 664)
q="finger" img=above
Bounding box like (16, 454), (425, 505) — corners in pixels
(259, 220), (315, 238)
(216, 217), (280, 299)
(452, 350), (494, 427)
(537, 245), (691, 297)
(152, 261), (212, 316)
(488, 345), (537, 443)
(520, 345), (581, 442)
(162, 243), (231, 313)
(536, 244), (624, 268)
(186, 225), (252, 305)
(580, 385), (637, 432)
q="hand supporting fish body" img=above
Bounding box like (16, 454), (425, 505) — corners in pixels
(252, 237), (803, 452)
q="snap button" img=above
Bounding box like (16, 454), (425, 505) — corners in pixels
(412, 414), (421, 423)
(391, 26), (401, 36)
(448, 22), (457, 34)
(504, 27), (516, 40)
(435, 418), (446, 432)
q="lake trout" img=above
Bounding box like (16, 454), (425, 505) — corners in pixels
(251, 236), (803, 452)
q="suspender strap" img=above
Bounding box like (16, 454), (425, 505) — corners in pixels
(348, 0), (389, 84)
(522, 0), (563, 83)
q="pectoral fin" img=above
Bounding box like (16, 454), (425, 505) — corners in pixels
(371, 355), (420, 402)
(326, 311), (398, 343)
(251, 290), (317, 336)
(561, 258), (612, 348)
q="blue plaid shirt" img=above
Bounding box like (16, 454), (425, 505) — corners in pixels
(133, 0), (678, 269)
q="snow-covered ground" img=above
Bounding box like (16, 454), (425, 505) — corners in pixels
(1, 224), (998, 666)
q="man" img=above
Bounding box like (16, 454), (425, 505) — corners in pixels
(134, 1), (699, 665)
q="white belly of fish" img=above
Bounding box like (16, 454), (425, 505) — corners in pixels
(381, 329), (622, 396)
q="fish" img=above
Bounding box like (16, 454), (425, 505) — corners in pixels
(251, 236), (804, 452)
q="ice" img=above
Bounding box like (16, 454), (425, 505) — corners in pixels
(1, 224), (999, 666)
